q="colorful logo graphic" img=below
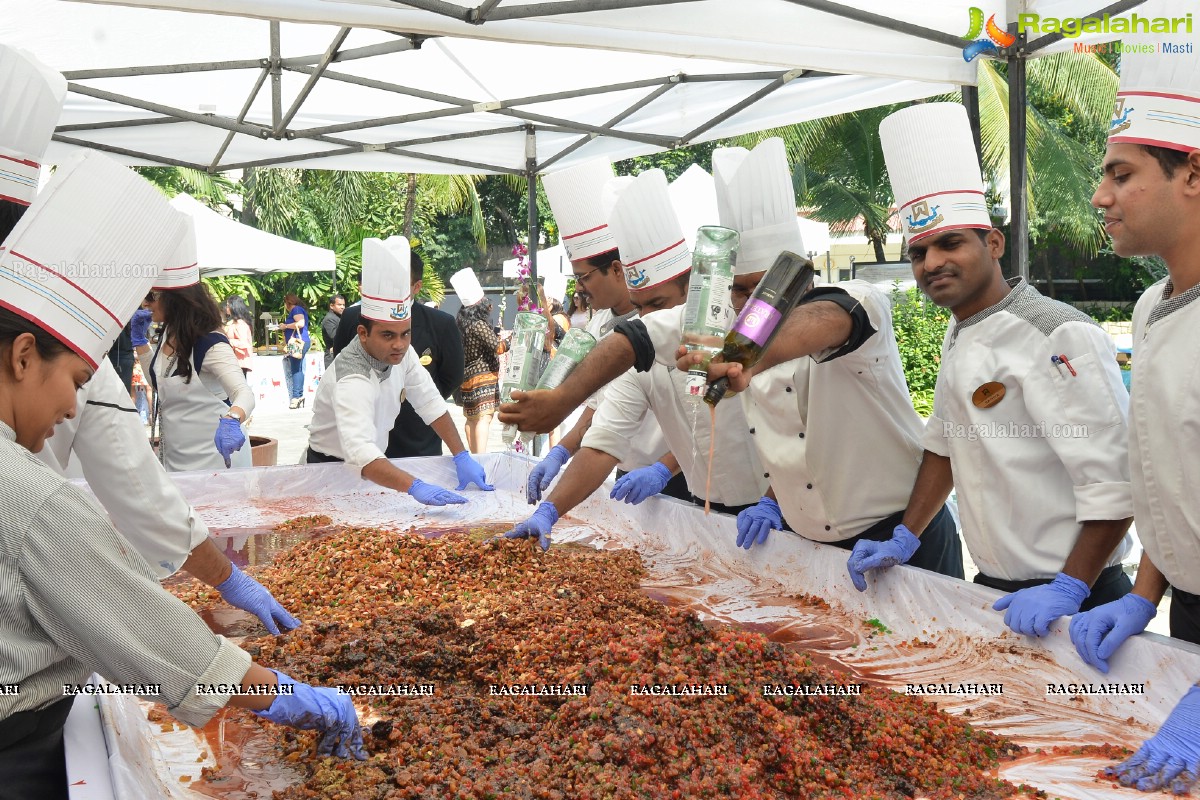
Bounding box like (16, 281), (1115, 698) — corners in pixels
(906, 201), (944, 235)
(389, 300), (411, 320)
(1109, 97), (1134, 134)
(624, 265), (649, 288)
(963, 7), (1016, 62)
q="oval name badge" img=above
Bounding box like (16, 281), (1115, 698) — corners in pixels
(419, 354), (433, 366)
(972, 381), (1006, 408)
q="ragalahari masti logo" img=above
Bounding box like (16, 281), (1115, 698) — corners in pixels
(962, 7), (1016, 62)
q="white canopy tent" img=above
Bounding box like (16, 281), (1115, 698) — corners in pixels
(1, 0), (1151, 280)
(169, 192), (335, 276)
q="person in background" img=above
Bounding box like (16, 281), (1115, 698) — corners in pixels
(321, 293), (345, 369)
(452, 268), (500, 454)
(0, 149), (361, 799)
(223, 295), (254, 377)
(106, 319), (135, 394)
(281, 292), (311, 409)
(568, 291), (590, 330)
(333, 255), (464, 458)
(137, 224), (254, 471)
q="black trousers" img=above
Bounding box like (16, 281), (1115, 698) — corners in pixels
(1171, 587), (1200, 647)
(973, 563), (1132, 611)
(821, 505), (965, 580)
(0, 697), (74, 800)
(306, 447), (344, 464)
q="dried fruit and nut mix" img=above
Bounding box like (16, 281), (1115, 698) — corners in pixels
(173, 526), (1027, 800)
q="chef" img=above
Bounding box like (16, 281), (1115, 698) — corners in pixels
(504, 168), (766, 549)
(305, 236), (491, 505)
(1070, 7), (1200, 791)
(0, 152), (363, 798)
(853, 102), (1133, 636)
(516, 158), (678, 505)
(0, 43), (297, 635)
(641, 138), (961, 575)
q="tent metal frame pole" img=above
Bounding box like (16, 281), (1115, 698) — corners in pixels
(778, 0), (967, 50)
(276, 27), (351, 136)
(485, 0), (702, 22)
(66, 83), (272, 138)
(469, 0), (506, 23)
(51, 133), (209, 169)
(57, 116), (184, 132)
(1025, 0), (1146, 53)
(211, 65), (274, 171)
(1008, 30), (1029, 282)
(538, 79), (680, 172)
(526, 127), (539, 287)
(961, 84), (983, 173)
(269, 21), (283, 132)
(495, 108), (675, 147)
(389, 0), (471, 20)
(677, 68), (805, 144)
(319, 134), (527, 174)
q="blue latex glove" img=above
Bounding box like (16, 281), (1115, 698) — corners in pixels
(735, 496), (782, 550)
(453, 451), (494, 491)
(216, 563), (300, 635)
(253, 670), (367, 760)
(527, 444), (570, 504)
(992, 572), (1089, 637)
(214, 417), (246, 468)
(1069, 593), (1157, 673)
(503, 501), (559, 551)
(846, 524), (921, 592)
(407, 478), (467, 507)
(1105, 685), (1200, 794)
(130, 308), (153, 347)
(610, 462), (673, 505)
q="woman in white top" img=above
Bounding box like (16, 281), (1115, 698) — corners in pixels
(138, 284), (254, 471)
(568, 291), (590, 330)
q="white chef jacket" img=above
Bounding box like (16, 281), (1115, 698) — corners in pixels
(37, 359), (209, 578)
(923, 278), (1132, 582)
(141, 334), (255, 472)
(583, 308), (669, 472)
(641, 283), (926, 542)
(582, 352), (767, 506)
(307, 338), (448, 472)
(1128, 279), (1200, 595)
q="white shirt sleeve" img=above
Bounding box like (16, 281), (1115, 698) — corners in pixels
(399, 347), (449, 425)
(200, 340), (255, 416)
(335, 373), (387, 472)
(581, 369), (651, 463)
(1023, 321), (1132, 522)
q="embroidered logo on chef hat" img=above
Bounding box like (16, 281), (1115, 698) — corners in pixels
(542, 158), (618, 262)
(0, 44), (66, 207)
(712, 137), (805, 275)
(1107, 0), (1200, 152)
(602, 169), (690, 292)
(361, 236), (412, 323)
(449, 267), (485, 307)
(880, 103), (992, 244)
(0, 150), (189, 368)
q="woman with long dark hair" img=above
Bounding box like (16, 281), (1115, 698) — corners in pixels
(139, 279), (255, 472)
(281, 292), (311, 409)
(451, 269), (499, 454)
(223, 295), (255, 376)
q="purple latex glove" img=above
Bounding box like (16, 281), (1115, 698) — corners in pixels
(609, 462), (672, 505)
(130, 308), (153, 347)
(527, 444), (570, 504)
(214, 417), (245, 468)
(216, 563), (300, 635)
(846, 524), (921, 592)
(993, 572), (1089, 637)
(503, 501), (559, 551)
(1069, 593), (1158, 673)
(453, 450), (494, 491)
(253, 670), (367, 760)
(736, 496), (782, 550)
(407, 478), (467, 507)
(1105, 685), (1200, 794)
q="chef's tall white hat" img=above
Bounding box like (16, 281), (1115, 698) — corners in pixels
(604, 169), (690, 292)
(1108, 0), (1200, 152)
(712, 138), (805, 275)
(0, 44), (67, 206)
(153, 217), (199, 290)
(542, 158), (618, 262)
(542, 271), (569, 305)
(668, 164), (720, 251)
(450, 267), (485, 307)
(361, 236), (413, 323)
(880, 103), (991, 244)
(0, 151), (189, 368)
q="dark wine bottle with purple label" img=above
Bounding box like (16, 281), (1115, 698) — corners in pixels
(702, 251), (815, 407)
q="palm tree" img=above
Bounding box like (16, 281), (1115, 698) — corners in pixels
(136, 166), (238, 211)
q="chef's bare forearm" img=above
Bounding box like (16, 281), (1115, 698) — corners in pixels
(1129, 552), (1170, 605)
(659, 451), (681, 476)
(228, 663), (281, 712)
(429, 411), (467, 456)
(545, 447), (620, 518)
(1061, 518), (1133, 587)
(558, 335), (637, 407)
(361, 458), (416, 493)
(181, 538), (233, 587)
(900, 451), (955, 535)
(559, 407), (595, 455)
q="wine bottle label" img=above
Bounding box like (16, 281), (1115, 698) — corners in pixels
(731, 299), (783, 347)
(537, 357), (576, 390)
(683, 275), (733, 333)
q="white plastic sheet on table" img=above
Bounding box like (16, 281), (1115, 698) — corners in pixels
(78, 453), (1200, 799)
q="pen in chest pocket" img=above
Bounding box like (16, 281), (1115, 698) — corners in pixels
(1050, 354), (1077, 377)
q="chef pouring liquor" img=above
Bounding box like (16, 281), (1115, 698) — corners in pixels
(305, 236), (492, 504)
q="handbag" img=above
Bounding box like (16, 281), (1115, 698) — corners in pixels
(285, 336), (305, 360)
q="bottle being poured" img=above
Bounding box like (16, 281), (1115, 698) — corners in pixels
(680, 225), (740, 401)
(500, 311), (550, 448)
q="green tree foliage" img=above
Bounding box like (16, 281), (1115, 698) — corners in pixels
(889, 286), (951, 416)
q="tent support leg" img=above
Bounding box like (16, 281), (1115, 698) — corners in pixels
(962, 85), (982, 174)
(526, 127), (539, 289)
(1007, 37), (1029, 283)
